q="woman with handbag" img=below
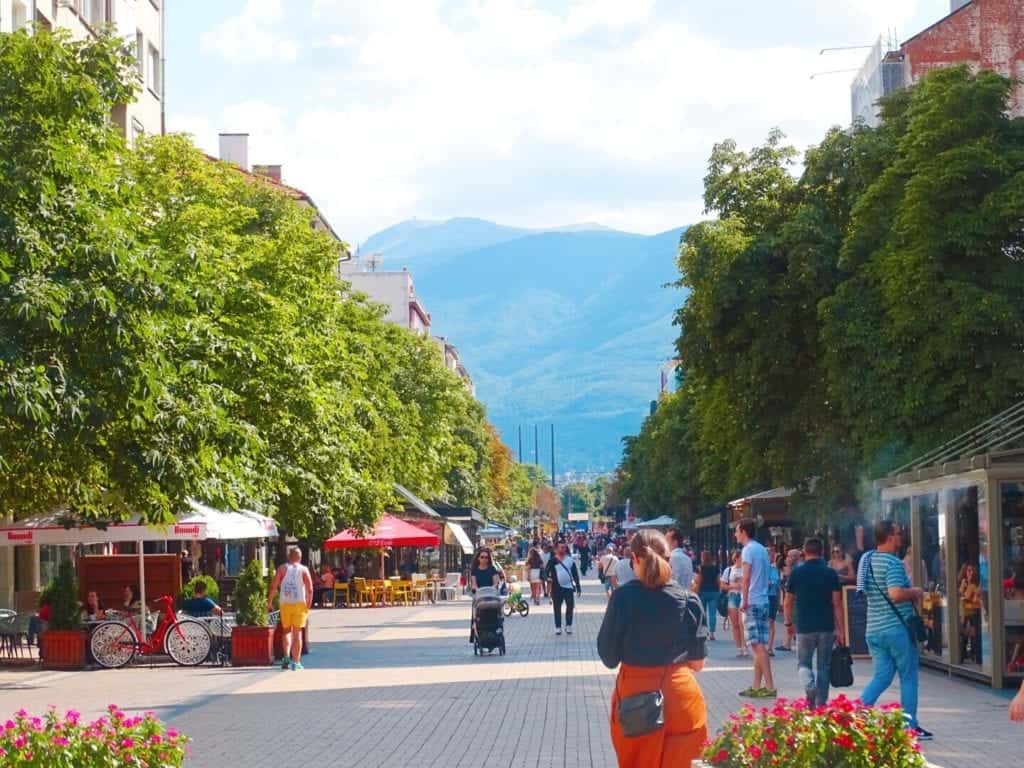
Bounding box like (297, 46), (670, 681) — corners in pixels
(597, 530), (708, 767)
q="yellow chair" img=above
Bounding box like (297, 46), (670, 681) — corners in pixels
(350, 577), (372, 607)
(388, 579), (412, 606)
(332, 581), (349, 608)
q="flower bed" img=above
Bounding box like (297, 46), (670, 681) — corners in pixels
(702, 695), (926, 768)
(0, 705), (188, 766)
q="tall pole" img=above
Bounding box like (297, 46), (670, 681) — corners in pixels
(550, 423), (555, 486)
(534, 424), (539, 465)
(518, 425), (523, 463)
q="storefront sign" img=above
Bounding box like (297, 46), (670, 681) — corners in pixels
(6, 530), (32, 543)
(568, 512), (589, 521)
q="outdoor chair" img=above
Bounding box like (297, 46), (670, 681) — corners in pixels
(437, 573), (461, 601)
(387, 579), (412, 606)
(337, 581), (354, 606)
(410, 574), (432, 604)
(350, 577), (372, 607)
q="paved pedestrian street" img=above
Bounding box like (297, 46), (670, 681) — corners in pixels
(0, 580), (1017, 767)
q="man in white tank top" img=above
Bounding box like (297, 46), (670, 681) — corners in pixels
(267, 547), (313, 670)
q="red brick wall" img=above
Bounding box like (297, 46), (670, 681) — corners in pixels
(901, 0), (1024, 116)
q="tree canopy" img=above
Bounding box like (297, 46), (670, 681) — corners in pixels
(619, 64), (1024, 518)
(0, 30), (514, 540)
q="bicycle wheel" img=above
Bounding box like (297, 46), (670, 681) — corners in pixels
(502, 603), (513, 617)
(90, 621), (137, 669)
(165, 619), (212, 666)
(518, 602), (530, 617)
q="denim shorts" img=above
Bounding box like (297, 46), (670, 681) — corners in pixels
(744, 604), (770, 646)
(728, 592), (742, 610)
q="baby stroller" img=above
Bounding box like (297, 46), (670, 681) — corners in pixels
(472, 587), (506, 656)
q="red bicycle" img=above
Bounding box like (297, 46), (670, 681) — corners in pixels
(89, 595), (212, 669)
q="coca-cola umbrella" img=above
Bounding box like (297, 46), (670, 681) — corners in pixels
(324, 514), (441, 579)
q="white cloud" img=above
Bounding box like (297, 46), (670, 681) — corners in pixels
(181, 0), (942, 240)
(200, 0), (299, 62)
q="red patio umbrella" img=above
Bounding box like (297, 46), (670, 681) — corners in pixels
(324, 514), (440, 579)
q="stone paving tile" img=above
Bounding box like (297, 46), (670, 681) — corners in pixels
(0, 579), (1018, 767)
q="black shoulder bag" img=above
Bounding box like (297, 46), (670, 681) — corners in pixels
(869, 554), (927, 645)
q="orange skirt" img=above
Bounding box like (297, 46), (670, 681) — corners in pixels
(610, 663), (707, 768)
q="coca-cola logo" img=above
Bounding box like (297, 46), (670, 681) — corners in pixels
(173, 525), (202, 537)
(6, 531), (33, 542)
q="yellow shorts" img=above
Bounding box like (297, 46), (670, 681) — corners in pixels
(279, 602), (309, 630)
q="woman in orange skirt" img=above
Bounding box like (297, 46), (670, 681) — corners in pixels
(598, 530), (708, 767)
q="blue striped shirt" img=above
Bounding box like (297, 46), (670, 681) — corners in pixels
(863, 551), (913, 636)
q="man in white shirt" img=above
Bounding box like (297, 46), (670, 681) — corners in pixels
(545, 540), (581, 635)
(736, 518), (775, 697)
(667, 527), (695, 590)
(598, 545), (619, 599)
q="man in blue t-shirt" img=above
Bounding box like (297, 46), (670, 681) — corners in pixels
(181, 581), (222, 616)
(736, 518), (775, 698)
(785, 537), (844, 707)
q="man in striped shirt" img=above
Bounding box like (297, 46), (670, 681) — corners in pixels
(859, 520), (932, 740)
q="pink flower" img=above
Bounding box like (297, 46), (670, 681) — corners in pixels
(764, 739), (778, 753)
(52, 736), (69, 747)
(748, 745), (763, 758)
(121, 738), (135, 749)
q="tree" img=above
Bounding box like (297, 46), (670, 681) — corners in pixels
(533, 484), (562, 527)
(0, 30), (258, 523)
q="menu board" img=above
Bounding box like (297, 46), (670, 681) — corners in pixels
(843, 586), (869, 658)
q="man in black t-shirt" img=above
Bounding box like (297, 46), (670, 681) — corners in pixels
(784, 537), (844, 707)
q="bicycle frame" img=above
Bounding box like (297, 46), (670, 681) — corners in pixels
(108, 595), (180, 655)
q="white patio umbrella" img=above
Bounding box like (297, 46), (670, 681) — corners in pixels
(0, 500), (278, 637)
(636, 515), (677, 529)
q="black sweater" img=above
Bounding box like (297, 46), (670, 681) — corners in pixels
(597, 581), (707, 668)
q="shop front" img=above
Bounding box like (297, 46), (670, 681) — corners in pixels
(692, 508), (729, 565)
(875, 405), (1024, 689)
(728, 487), (802, 552)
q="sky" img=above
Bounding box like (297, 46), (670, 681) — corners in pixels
(167, 0), (951, 243)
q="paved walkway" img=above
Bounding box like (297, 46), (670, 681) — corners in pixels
(0, 579), (1017, 767)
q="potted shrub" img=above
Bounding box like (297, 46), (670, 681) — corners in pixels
(0, 705), (188, 765)
(698, 696), (927, 768)
(230, 559), (273, 666)
(41, 559), (86, 670)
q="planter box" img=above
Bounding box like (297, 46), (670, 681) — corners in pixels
(41, 629), (86, 670)
(272, 622), (309, 660)
(230, 626), (273, 667)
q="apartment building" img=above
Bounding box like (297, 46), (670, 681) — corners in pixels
(0, 0), (165, 141)
(339, 255), (434, 336)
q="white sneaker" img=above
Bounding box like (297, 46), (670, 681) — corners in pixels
(555, 628), (562, 636)
(566, 626), (573, 635)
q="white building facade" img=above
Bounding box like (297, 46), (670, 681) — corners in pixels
(1, 0), (164, 141)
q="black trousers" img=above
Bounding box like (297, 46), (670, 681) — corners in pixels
(552, 585), (575, 628)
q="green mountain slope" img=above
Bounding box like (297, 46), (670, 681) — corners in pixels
(360, 219), (686, 472)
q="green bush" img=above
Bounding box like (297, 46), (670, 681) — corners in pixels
(47, 559), (82, 631)
(178, 574), (220, 608)
(234, 559), (268, 627)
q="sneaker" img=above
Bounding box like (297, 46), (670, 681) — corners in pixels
(555, 628), (562, 636)
(911, 727), (933, 741)
(754, 688), (778, 698)
(292, 661), (304, 671)
(739, 687), (760, 698)
(566, 626), (573, 635)
(281, 659), (290, 670)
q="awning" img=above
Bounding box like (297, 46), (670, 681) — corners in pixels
(323, 514), (441, 550)
(179, 501), (278, 540)
(0, 499), (277, 547)
(393, 483), (441, 517)
(446, 521), (474, 555)
(637, 515), (676, 528)
(728, 487), (795, 508)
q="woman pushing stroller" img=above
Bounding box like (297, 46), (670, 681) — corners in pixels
(469, 548), (503, 643)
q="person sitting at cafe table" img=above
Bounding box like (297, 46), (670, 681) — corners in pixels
(81, 590), (106, 622)
(120, 585), (141, 613)
(181, 581), (223, 616)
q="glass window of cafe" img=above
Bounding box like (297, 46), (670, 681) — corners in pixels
(950, 486), (989, 675)
(1000, 483), (1024, 680)
(917, 493), (948, 663)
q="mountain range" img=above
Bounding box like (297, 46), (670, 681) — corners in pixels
(360, 218), (687, 473)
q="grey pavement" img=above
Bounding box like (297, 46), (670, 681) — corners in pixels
(0, 579), (1018, 767)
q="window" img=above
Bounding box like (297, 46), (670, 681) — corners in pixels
(147, 43), (161, 97)
(12, 0), (29, 30)
(81, 0), (109, 27)
(136, 32), (145, 79)
(131, 118), (145, 147)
